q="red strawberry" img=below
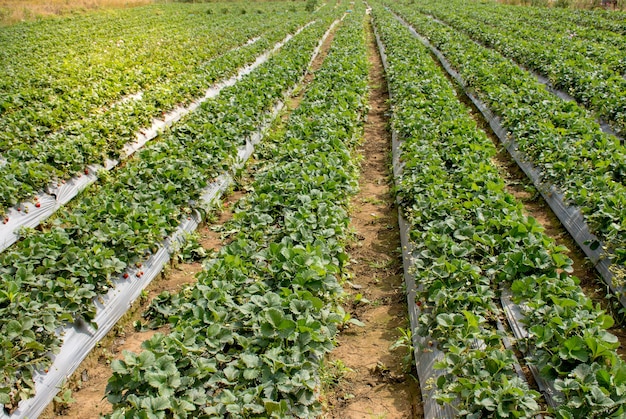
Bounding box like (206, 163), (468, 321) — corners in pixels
(3, 217), (8, 224)
(84, 168), (89, 175)
(35, 202), (41, 208)
(123, 273), (129, 279)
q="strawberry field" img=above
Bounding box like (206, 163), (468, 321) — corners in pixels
(1, 0), (626, 418)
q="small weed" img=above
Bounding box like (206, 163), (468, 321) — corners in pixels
(370, 298), (383, 307)
(138, 288), (149, 304)
(320, 359), (353, 392)
(53, 387), (75, 414)
(390, 327), (415, 372)
(368, 258), (393, 270)
(361, 196), (385, 206)
(174, 232), (207, 264)
(354, 292), (371, 305)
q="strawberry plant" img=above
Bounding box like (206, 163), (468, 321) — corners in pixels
(373, 8), (541, 417)
(106, 9), (368, 417)
(402, 0), (626, 137)
(0, 2), (321, 216)
(386, 1), (626, 300)
(373, 4), (626, 417)
(0, 15), (335, 410)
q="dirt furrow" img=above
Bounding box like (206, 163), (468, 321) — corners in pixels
(324, 15), (422, 419)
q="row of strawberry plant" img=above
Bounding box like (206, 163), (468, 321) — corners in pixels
(373, 4), (626, 417)
(372, 8), (541, 417)
(414, 0), (626, 66)
(104, 8), (368, 418)
(385, 3), (626, 290)
(487, 3), (626, 36)
(0, 6), (324, 216)
(402, 0), (626, 137)
(5, 19), (339, 418)
(0, 20), (315, 253)
(0, 2), (318, 140)
(0, 15), (336, 411)
(0, 4), (269, 143)
(470, 4), (625, 62)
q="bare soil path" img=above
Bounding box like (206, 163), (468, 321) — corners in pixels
(323, 15), (422, 419)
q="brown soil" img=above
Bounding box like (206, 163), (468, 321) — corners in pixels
(41, 194), (240, 419)
(323, 16), (422, 419)
(0, 0), (151, 26)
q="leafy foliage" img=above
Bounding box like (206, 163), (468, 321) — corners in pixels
(387, 1), (626, 291)
(0, 3), (316, 215)
(373, 4), (626, 417)
(106, 9), (368, 418)
(402, 0), (626, 136)
(373, 8), (541, 417)
(0, 13), (334, 409)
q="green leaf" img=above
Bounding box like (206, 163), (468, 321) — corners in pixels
(146, 372), (168, 390)
(141, 396), (171, 412)
(462, 310), (479, 330)
(598, 314), (615, 330)
(243, 368), (260, 380)
(0, 388), (11, 405)
(276, 318), (297, 339)
(436, 374), (446, 389)
(267, 308), (284, 328)
(436, 313), (457, 328)
(560, 336), (589, 362)
(551, 253), (571, 270)
(264, 399), (289, 415)
(241, 353), (260, 369)
(223, 365), (239, 382)
(6, 320), (22, 339)
(348, 318), (365, 327)
(477, 396), (496, 410)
